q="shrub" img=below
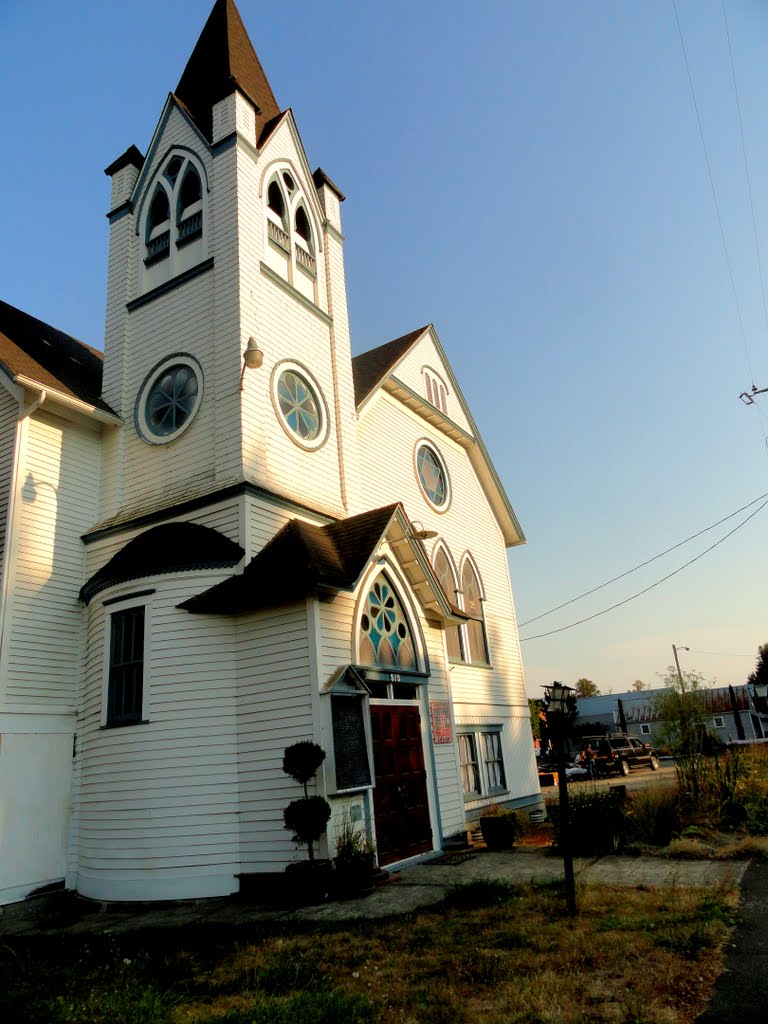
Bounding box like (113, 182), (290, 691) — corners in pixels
(624, 785), (682, 847)
(281, 741), (331, 864)
(548, 787), (626, 855)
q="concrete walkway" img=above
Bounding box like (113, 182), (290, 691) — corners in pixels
(0, 848), (749, 935)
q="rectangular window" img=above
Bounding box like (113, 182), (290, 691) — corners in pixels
(640, 724), (651, 735)
(107, 607), (145, 726)
(458, 734), (480, 796)
(458, 728), (507, 799)
(482, 732), (506, 791)
(713, 716), (724, 729)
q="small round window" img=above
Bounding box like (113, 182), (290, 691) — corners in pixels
(135, 355), (203, 444)
(272, 363), (328, 450)
(416, 443), (450, 509)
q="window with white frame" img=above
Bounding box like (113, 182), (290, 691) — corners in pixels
(713, 716), (725, 729)
(432, 545), (464, 662)
(423, 369), (448, 414)
(640, 724), (651, 735)
(458, 728), (507, 799)
(140, 151), (207, 289)
(107, 606), (145, 726)
(461, 558), (490, 665)
(264, 168), (318, 302)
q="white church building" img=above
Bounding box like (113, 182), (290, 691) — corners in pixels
(0, 0), (541, 905)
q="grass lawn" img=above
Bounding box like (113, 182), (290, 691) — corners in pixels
(0, 879), (738, 1024)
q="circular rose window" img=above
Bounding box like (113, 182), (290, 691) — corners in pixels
(416, 443), (450, 509)
(272, 362), (329, 449)
(135, 355), (203, 444)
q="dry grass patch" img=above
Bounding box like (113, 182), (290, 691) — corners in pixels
(0, 882), (738, 1024)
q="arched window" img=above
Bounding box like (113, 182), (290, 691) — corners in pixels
(268, 180), (286, 220)
(145, 187), (171, 265)
(358, 576), (417, 669)
(461, 560), (489, 665)
(141, 152), (207, 281)
(423, 370), (448, 415)
(295, 206), (312, 247)
(177, 166), (202, 246)
(433, 547), (464, 662)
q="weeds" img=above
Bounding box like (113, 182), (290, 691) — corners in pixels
(0, 883), (739, 1024)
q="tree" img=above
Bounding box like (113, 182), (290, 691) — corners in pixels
(747, 643), (768, 690)
(631, 679), (646, 691)
(653, 665), (715, 758)
(574, 678), (600, 698)
(528, 698), (542, 742)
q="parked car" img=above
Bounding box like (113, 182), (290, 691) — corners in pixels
(580, 734), (660, 777)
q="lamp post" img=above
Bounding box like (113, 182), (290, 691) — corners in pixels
(544, 681), (577, 916)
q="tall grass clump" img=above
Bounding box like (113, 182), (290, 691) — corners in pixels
(623, 784), (682, 848)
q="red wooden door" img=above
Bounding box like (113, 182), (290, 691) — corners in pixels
(370, 704), (432, 865)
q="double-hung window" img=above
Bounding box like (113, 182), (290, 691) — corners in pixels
(107, 606), (145, 726)
(458, 728), (507, 800)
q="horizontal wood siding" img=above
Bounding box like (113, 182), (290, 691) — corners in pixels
(4, 412), (100, 708)
(0, 388), (19, 605)
(389, 333), (475, 436)
(75, 572), (240, 898)
(237, 603), (316, 872)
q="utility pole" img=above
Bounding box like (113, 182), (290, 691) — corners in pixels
(672, 644), (689, 689)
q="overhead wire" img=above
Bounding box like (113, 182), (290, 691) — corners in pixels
(519, 495), (768, 642)
(518, 489), (768, 627)
(672, 0), (755, 382)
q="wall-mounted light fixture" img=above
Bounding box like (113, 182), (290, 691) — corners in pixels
(409, 520), (438, 541)
(240, 337), (264, 389)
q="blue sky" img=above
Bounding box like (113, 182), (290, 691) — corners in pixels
(2, 0), (767, 697)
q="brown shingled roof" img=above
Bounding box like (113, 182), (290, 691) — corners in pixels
(181, 504), (401, 615)
(0, 299), (114, 414)
(351, 326), (429, 407)
(175, 0), (281, 143)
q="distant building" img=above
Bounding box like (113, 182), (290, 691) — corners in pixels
(575, 686), (767, 746)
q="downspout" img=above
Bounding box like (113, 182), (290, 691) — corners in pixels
(22, 388), (47, 418)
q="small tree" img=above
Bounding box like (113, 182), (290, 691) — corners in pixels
(574, 678), (600, 698)
(632, 679), (646, 692)
(282, 741), (331, 864)
(654, 666), (716, 799)
(747, 644), (768, 712)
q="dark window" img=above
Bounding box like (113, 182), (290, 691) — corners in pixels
(295, 206), (311, 244)
(178, 168), (201, 211)
(268, 180), (285, 218)
(108, 607), (145, 726)
(165, 156), (183, 185)
(148, 189), (170, 231)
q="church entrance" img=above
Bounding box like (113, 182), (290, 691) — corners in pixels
(370, 704), (432, 865)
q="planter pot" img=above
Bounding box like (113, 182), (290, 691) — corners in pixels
(479, 816), (518, 851)
(284, 859), (333, 905)
(332, 854), (377, 899)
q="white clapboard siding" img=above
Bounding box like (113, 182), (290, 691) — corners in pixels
(0, 388), (20, 591)
(386, 330), (475, 437)
(237, 602), (317, 872)
(74, 572), (241, 900)
(4, 412), (99, 707)
(356, 393), (528, 707)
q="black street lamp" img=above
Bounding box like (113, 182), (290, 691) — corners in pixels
(544, 681), (577, 916)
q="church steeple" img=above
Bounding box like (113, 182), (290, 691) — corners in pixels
(175, 0), (281, 142)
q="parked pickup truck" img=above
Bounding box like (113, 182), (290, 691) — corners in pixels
(580, 734), (660, 777)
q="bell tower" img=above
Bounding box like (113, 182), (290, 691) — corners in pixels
(100, 0), (359, 530)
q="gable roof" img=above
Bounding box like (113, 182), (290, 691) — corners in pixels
(80, 522), (245, 605)
(175, 0), (281, 143)
(352, 327), (428, 407)
(180, 503), (470, 619)
(352, 325), (526, 547)
(0, 299), (116, 416)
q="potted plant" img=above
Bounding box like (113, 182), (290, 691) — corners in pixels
(282, 741), (333, 902)
(332, 815), (377, 898)
(479, 804), (523, 851)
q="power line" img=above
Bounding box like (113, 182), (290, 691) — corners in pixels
(518, 490), (768, 628)
(519, 496), (768, 642)
(672, 0), (755, 382)
(686, 648), (755, 658)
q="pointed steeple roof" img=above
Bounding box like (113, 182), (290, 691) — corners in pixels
(175, 0), (281, 142)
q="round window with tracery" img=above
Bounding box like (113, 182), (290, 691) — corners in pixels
(358, 577), (417, 669)
(416, 443), (450, 509)
(135, 355), (203, 444)
(272, 362), (329, 450)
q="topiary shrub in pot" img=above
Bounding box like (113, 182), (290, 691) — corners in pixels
(479, 804), (524, 851)
(282, 741), (332, 901)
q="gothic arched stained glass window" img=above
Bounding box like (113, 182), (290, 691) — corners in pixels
(358, 576), (417, 669)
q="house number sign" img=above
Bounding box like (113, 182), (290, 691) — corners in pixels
(430, 701), (453, 744)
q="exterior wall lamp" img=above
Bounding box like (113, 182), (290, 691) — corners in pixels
(240, 337), (264, 389)
(409, 520), (438, 541)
